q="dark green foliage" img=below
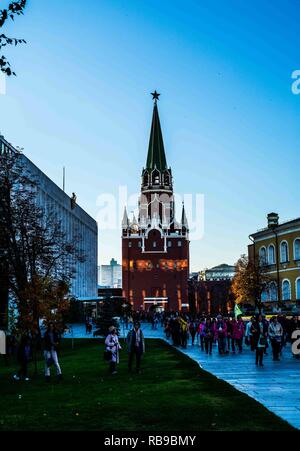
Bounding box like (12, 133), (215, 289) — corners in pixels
(95, 298), (120, 336)
(0, 1), (27, 76)
(0, 339), (294, 431)
(63, 299), (84, 324)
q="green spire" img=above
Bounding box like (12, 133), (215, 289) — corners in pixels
(146, 99), (168, 172)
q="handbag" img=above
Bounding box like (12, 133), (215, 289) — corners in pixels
(259, 337), (267, 347)
(104, 350), (112, 361)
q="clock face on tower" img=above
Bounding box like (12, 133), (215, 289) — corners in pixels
(122, 95), (190, 312)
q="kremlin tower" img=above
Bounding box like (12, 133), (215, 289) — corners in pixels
(122, 92), (190, 311)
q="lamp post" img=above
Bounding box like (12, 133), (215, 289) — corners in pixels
(122, 303), (128, 343)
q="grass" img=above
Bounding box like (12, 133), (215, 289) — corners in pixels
(0, 339), (294, 431)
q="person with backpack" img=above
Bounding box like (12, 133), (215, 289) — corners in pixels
(44, 323), (63, 382)
(214, 315), (228, 355)
(251, 315), (268, 367)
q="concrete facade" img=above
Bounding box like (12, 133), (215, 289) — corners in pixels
(0, 135), (98, 303)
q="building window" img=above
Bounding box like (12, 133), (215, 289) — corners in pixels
(268, 244), (275, 265)
(261, 288), (268, 302)
(138, 241), (142, 248)
(178, 241), (182, 247)
(153, 241), (157, 248)
(280, 241), (289, 263)
(269, 282), (278, 301)
(282, 279), (291, 301)
(168, 241), (172, 247)
(128, 241), (132, 248)
(296, 278), (300, 300)
(259, 247), (267, 266)
(294, 238), (300, 261)
(152, 169), (160, 185)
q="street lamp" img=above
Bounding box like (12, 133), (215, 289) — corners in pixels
(122, 302), (128, 342)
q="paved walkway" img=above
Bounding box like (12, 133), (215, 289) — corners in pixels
(65, 323), (300, 429)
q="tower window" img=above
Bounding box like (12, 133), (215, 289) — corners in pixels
(178, 241), (182, 247)
(168, 241), (172, 247)
(153, 241), (157, 248)
(128, 241), (132, 248)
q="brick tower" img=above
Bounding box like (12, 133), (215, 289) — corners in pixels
(122, 92), (190, 312)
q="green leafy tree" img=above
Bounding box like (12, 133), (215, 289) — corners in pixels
(96, 297), (120, 337)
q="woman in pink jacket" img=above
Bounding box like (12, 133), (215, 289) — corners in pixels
(233, 316), (245, 353)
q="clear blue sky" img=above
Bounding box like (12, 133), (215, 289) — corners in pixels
(1, 0), (299, 271)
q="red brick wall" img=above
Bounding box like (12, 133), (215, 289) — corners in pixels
(122, 232), (189, 311)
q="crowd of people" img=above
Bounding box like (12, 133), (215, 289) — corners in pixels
(162, 312), (300, 367)
(2, 311), (299, 380)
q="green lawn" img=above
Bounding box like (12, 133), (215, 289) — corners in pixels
(0, 339), (294, 431)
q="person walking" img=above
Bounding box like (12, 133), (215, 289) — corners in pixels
(203, 317), (214, 355)
(105, 326), (121, 375)
(180, 316), (188, 349)
(198, 318), (206, 351)
(233, 316), (245, 353)
(127, 322), (145, 374)
(251, 315), (268, 367)
(269, 316), (283, 361)
(214, 315), (228, 355)
(189, 319), (197, 346)
(44, 323), (63, 382)
(245, 317), (255, 350)
(226, 318), (234, 353)
(13, 335), (31, 381)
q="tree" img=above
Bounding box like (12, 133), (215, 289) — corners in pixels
(0, 149), (85, 334)
(95, 297), (131, 337)
(232, 254), (271, 313)
(96, 297), (120, 337)
(0, 1), (27, 76)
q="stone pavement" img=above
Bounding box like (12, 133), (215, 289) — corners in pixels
(141, 323), (300, 430)
(65, 322), (300, 429)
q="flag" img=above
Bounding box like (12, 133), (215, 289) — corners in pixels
(234, 303), (243, 319)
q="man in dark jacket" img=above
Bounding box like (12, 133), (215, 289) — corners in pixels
(127, 322), (145, 374)
(13, 335), (31, 381)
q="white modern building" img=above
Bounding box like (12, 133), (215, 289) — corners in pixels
(200, 264), (236, 281)
(99, 258), (122, 288)
(0, 135), (98, 301)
